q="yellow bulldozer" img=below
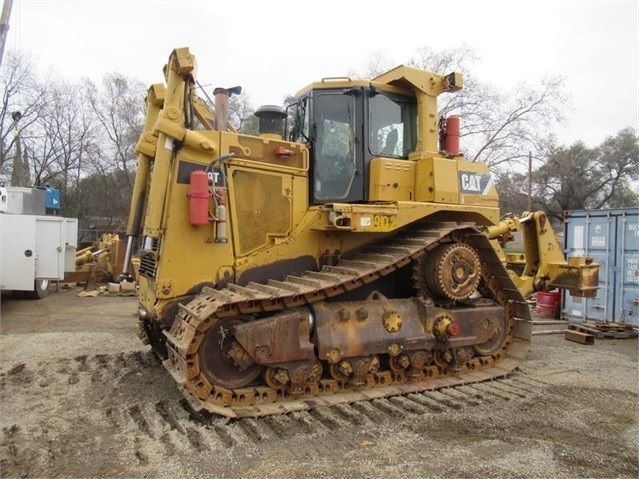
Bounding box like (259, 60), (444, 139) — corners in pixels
(123, 47), (598, 418)
(66, 233), (129, 287)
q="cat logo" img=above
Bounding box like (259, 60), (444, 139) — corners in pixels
(177, 160), (224, 186)
(207, 171), (221, 185)
(459, 172), (494, 195)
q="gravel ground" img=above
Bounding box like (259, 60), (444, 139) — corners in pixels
(0, 287), (637, 479)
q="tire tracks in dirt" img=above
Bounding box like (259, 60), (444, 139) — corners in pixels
(2, 350), (548, 459)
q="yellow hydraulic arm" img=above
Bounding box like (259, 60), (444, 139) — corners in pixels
(486, 211), (599, 298)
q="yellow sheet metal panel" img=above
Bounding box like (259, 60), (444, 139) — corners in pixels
(368, 158), (415, 201)
(432, 158), (459, 204)
(414, 155), (434, 202)
(231, 169), (292, 255)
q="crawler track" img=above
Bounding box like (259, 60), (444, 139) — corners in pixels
(162, 222), (533, 417)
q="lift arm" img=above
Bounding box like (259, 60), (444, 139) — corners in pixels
(486, 211), (599, 298)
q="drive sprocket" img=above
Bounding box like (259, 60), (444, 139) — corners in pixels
(416, 242), (481, 301)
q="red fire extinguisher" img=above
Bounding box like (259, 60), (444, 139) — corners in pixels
(188, 170), (211, 226)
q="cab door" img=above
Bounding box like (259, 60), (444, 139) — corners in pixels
(310, 90), (364, 204)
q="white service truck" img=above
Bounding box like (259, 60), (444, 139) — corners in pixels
(0, 186), (78, 298)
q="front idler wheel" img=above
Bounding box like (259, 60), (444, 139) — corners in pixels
(199, 317), (263, 389)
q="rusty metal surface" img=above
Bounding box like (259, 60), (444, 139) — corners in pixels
(422, 242), (481, 300)
(564, 329), (595, 344)
(548, 258), (600, 298)
(312, 298), (506, 361)
(233, 309), (315, 364)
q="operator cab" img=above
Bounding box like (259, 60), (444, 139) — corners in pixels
(288, 83), (418, 204)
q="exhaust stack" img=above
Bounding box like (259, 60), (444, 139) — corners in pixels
(213, 86), (242, 131)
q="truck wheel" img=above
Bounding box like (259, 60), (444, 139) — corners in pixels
(26, 279), (49, 299)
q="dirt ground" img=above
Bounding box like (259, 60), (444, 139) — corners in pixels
(0, 287), (637, 479)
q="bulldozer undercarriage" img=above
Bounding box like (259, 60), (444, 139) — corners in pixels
(160, 222), (532, 418)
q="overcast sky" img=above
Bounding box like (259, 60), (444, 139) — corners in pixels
(4, 0), (638, 148)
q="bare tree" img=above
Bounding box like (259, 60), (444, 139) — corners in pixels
(408, 45), (567, 170)
(83, 73), (146, 191)
(21, 77), (94, 209)
(229, 91), (259, 135)
(347, 49), (394, 79)
(0, 50), (49, 180)
(8, 133), (29, 186)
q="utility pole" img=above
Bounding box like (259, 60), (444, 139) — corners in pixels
(527, 151), (532, 211)
(0, 0), (13, 68)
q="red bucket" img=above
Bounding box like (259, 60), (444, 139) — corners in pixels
(536, 290), (562, 319)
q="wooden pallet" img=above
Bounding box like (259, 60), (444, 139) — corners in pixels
(568, 322), (638, 339)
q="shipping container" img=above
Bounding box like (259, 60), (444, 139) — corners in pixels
(563, 208), (639, 327)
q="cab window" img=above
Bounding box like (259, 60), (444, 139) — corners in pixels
(369, 93), (417, 158)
